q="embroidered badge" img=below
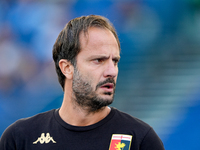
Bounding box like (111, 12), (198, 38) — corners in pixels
(33, 133), (56, 144)
(109, 134), (132, 150)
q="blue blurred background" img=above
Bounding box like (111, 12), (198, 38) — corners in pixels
(0, 0), (200, 149)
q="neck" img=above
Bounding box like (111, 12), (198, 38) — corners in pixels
(59, 90), (111, 126)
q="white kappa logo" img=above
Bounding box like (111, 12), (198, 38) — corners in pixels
(33, 133), (56, 144)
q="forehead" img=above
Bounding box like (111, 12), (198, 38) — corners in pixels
(78, 27), (120, 56)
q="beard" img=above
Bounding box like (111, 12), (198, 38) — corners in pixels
(72, 66), (116, 113)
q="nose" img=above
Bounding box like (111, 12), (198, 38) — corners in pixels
(103, 59), (118, 78)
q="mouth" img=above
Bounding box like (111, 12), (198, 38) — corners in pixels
(96, 78), (116, 94)
(100, 83), (114, 92)
(101, 83), (114, 88)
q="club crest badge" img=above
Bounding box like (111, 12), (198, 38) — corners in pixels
(109, 134), (132, 150)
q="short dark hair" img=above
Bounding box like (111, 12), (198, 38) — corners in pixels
(52, 15), (120, 90)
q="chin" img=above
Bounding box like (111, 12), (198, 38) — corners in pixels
(99, 93), (113, 100)
(90, 97), (113, 112)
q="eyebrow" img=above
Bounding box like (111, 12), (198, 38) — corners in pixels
(88, 55), (120, 60)
(113, 56), (121, 60)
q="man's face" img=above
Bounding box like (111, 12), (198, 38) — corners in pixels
(72, 27), (120, 112)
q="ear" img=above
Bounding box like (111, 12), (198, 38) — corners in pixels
(59, 59), (74, 80)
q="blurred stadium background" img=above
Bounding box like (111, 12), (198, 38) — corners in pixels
(0, 0), (200, 149)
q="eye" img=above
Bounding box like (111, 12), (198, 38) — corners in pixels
(113, 58), (120, 65)
(93, 58), (104, 64)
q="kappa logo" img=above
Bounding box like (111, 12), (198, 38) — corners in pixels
(33, 133), (56, 144)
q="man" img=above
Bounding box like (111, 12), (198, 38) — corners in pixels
(0, 15), (165, 150)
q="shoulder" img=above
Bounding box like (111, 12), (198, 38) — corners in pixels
(111, 108), (154, 138)
(18, 109), (55, 124)
(0, 109), (57, 149)
(1, 109), (56, 138)
(112, 107), (151, 128)
(111, 108), (165, 149)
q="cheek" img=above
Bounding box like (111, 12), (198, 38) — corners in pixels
(81, 71), (98, 87)
(79, 66), (105, 88)
(115, 68), (119, 79)
(115, 76), (118, 82)
(88, 72), (103, 89)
